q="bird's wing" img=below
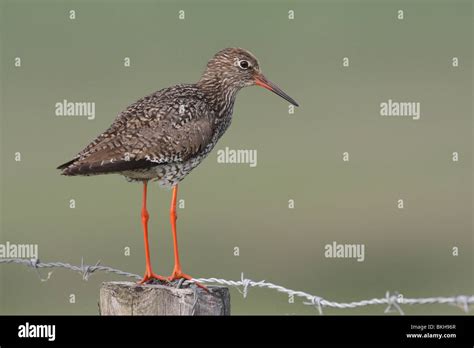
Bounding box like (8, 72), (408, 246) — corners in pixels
(58, 105), (214, 175)
(58, 90), (171, 169)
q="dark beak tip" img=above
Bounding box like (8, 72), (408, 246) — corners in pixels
(255, 76), (299, 108)
(287, 97), (299, 107)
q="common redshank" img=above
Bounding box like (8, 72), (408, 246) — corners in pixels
(58, 47), (299, 285)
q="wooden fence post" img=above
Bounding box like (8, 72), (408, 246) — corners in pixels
(99, 281), (230, 315)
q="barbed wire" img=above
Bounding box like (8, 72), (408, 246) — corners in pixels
(1, 257), (472, 315)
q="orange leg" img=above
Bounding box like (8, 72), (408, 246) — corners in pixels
(167, 185), (207, 290)
(138, 180), (166, 284)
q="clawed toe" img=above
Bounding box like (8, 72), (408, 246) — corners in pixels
(138, 272), (167, 284)
(168, 270), (208, 291)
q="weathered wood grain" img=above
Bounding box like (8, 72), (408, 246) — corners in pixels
(99, 281), (230, 316)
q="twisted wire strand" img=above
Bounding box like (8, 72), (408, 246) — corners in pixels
(1, 258), (472, 314)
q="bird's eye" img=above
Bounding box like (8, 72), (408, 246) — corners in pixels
(238, 60), (250, 70)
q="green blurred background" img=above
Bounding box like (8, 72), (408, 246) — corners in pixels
(0, 0), (472, 315)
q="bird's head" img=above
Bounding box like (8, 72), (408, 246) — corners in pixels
(199, 47), (299, 107)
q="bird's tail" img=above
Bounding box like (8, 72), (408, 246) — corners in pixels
(56, 158), (82, 176)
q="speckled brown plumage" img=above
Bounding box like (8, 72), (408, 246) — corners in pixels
(58, 48), (298, 187)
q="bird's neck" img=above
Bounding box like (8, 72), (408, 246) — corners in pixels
(197, 76), (240, 117)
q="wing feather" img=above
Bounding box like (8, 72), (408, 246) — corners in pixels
(58, 85), (214, 176)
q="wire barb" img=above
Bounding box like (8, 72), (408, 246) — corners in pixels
(384, 291), (404, 315)
(80, 258), (101, 281)
(240, 272), (251, 298)
(454, 295), (470, 313)
(26, 257), (51, 281)
(304, 296), (324, 315)
(1, 257), (472, 315)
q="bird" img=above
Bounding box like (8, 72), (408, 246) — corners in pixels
(57, 47), (299, 286)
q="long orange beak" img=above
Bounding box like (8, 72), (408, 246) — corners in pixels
(255, 74), (299, 107)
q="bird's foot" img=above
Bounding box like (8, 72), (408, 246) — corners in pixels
(168, 269), (208, 291)
(138, 271), (167, 285)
